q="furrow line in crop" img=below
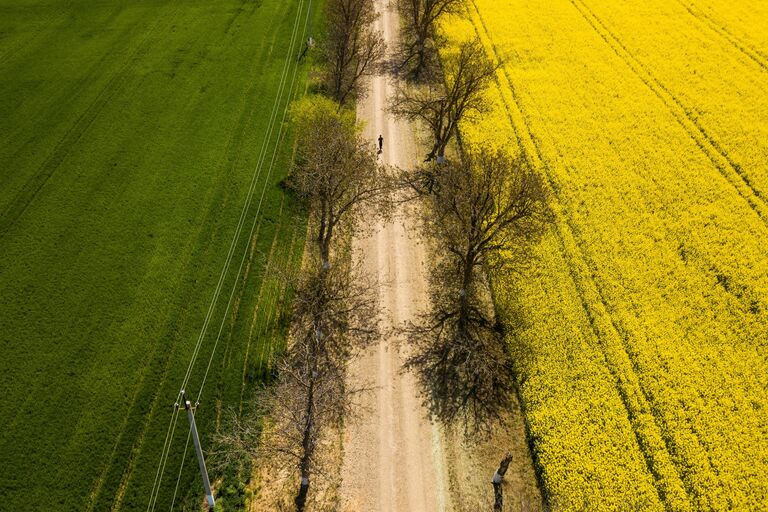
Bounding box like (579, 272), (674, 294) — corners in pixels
(239, 195), (284, 412)
(255, 197), (295, 381)
(568, 0), (768, 227)
(0, 0), (183, 236)
(106, 306), (193, 512)
(49, 4), (196, 510)
(563, 6), (766, 500)
(100, 0), (303, 503)
(675, 0), (768, 72)
(272, 217), (303, 366)
(84, 344), (160, 512)
(465, 2), (698, 509)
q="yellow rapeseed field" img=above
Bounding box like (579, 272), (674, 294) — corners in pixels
(440, 0), (768, 509)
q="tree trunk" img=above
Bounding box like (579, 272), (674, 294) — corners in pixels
(319, 217), (333, 272)
(436, 144), (445, 164)
(426, 143), (438, 162)
(416, 41), (425, 77)
(492, 453), (513, 512)
(457, 250), (475, 330)
(295, 475), (310, 511)
(296, 363), (316, 511)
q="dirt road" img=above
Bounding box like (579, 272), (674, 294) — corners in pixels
(338, 0), (451, 510)
(338, 0), (547, 510)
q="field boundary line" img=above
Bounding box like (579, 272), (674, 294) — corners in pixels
(569, 0), (768, 228)
(463, 2), (701, 509)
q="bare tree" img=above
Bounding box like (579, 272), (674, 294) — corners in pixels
(390, 38), (499, 162)
(278, 260), (378, 511)
(397, 0), (463, 78)
(322, 0), (386, 105)
(211, 264), (378, 512)
(289, 96), (391, 270)
(213, 257), (377, 510)
(403, 146), (548, 433)
(214, 97), (389, 511)
(210, 394), (271, 477)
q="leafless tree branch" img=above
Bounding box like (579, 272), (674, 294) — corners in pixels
(390, 38), (499, 161)
(321, 0), (386, 105)
(402, 146), (549, 435)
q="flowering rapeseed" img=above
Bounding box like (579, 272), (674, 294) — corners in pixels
(441, 1), (768, 509)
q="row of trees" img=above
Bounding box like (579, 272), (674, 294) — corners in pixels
(321, 0), (385, 105)
(300, 0), (548, 506)
(400, 149), (547, 434)
(391, 1), (550, 510)
(213, 95), (389, 509)
(398, 0), (462, 79)
(279, 1), (393, 502)
(213, 0), (391, 505)
(212, 0), (549, 508)
(386, 0), (543, 436)
(282, 97), (389, 510)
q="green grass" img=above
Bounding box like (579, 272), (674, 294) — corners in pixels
(0, 0), (319, 509)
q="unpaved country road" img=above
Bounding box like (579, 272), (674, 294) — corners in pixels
(339, 0), (451, 510)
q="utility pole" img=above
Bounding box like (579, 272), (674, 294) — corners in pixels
(308, 0), (313, 40)
(179, 391), (216, 511)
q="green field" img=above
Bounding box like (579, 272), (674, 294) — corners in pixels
(0, 0), (317, 509)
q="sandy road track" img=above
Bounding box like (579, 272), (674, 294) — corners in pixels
(339, 0), (545, 510)
(339, 0), (451, 509)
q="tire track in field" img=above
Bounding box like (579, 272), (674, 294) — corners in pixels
(568, 0), (768, 228)
(204, 0), (310, 431)
(559, 10), (768, 489)
(0, 13), (144, 430)
(465, 3), (696, 509)
(214, 201), (271, 417)
(105, 94), (260, 512)
(675, 0), (768, 72)
(221, 73), (300, 417)
(0, 1), (131, 177)
(238, 193), (284, 411)
(5, 4), (185, 508)
(265, 214), (303, 371)
(0, 1), (178, 236)
(564, 4), (766, 497)
(232, 37), (314, 403)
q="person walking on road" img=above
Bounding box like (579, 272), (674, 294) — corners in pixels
(378, 134), (384, 154)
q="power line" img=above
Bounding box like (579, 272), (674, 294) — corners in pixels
(169, 424), (192, 511)
(145, 0), (311, 508)
(195, 6), (311, 404)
